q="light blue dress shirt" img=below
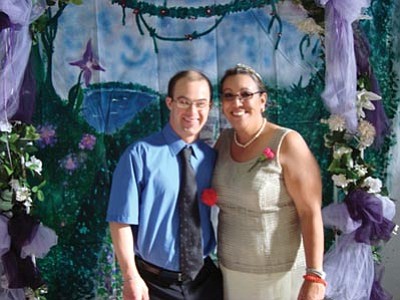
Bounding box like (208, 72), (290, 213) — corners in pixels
(106, 123), (216, 271)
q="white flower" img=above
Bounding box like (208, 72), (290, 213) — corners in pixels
(25, 156), (43, 175)
(332, 174), (350, 188)
(333, 146), (352, 159)
(0, 121), (12, 133)
(15, 186), (31, 202)
(362, 176), (382, 194)
(354, 164), (368, 177)
(322, 115), (346, 132)
(358, 120), (376, 148)
(356, 89), (382, 118)
(346, 157), (354, 169)
(9, 179), (21, 190)
(393, 225), (399, 236)
(23, 198), (33, 207)
(23, 198), (33, 214)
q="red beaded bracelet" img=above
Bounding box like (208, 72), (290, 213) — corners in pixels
(303, 274), (327, 287)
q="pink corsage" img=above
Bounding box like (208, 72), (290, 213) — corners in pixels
(201, 188), (218, 206)
(248, 147), (275, 172)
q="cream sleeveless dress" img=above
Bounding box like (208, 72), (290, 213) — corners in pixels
(212, 127), (306, 300)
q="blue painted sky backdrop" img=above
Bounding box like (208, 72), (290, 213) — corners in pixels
(52, 0), (322, 100)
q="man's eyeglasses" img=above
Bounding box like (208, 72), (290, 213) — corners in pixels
(221, 91), (264, 102)
(173, 97), (210, 110)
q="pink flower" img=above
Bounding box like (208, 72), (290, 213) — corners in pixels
(248, 147), (275, 172)
(201, 188), (218, 206)
(79, 134), (96, 150)
(262, 147), (275, 160)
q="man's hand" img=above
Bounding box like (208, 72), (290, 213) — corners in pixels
(123, 275), (149, 300)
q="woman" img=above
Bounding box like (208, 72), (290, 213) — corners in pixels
(212, 64), (326, 300)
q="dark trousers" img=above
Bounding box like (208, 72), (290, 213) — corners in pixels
(136, 257), (223, 300)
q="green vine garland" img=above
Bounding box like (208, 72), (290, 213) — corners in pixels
(112, 0), (278, 19)
(112, 0), (283, 52)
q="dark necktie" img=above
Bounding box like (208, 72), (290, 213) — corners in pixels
(178, 146), (203, 280)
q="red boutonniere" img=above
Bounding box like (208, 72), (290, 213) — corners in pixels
(201, 188), (218, 206)
(248, 147), (275, 172)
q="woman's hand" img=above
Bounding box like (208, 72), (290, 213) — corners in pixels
(298, 280), (326, 300)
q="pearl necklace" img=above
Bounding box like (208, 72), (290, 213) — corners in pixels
(233, 118), (266, 148)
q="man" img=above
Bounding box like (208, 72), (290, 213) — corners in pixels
(106, 70), (222, 300)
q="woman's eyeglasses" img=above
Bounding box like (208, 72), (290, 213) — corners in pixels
(221, 91), (264, 102)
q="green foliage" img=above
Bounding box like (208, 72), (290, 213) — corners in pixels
(321, 90), (386, 195)
(0, 122), (46, 214)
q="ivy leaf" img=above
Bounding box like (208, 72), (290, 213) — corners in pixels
(8, 133), (19, 144)
(37, 190), (45, 201)
(38, 180), (47, 189)
(345, 169), (359, 180)
(0, 197), (13, 211)
(32, 180), (47, 194)
(342, 153), (354, 168)
(4, 165), (14, 176)
(25, 125), (40, 140)
(0, 134), (8, 143)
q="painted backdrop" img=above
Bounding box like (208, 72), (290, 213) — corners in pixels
(10, 0), (398, 299)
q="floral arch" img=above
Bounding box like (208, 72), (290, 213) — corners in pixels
(1, 0), (399, 298)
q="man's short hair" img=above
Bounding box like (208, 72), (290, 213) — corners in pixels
(167, 70), (213, 101)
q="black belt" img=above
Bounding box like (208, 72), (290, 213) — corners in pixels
(136, 256), (189, 283)
(136, 256), (210, 283)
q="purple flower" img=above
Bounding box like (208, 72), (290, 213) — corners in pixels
(60, 154), (79, 173)
(37, 124), (57, 148)
(69, 39), (105, 86)
(79, 133), (96, 150)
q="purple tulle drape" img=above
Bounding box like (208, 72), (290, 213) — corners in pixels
(345, 189), (396, 245)
(11, 59), (37, 123)
(0, 11), (11, 30)
(370, 264), (393, 300)
(323, 232), (374, 299)
(353, 22), (390, 148)
(0, 212), (57, 290)
(323, 193), (395, 299)
(316, 0), (371, 132)
(0, 0), (45, 123)
(2, 212), (43, 289)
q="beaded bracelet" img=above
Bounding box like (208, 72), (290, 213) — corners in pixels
(306, 267), (326, 279)
(303, 274), (327, 287)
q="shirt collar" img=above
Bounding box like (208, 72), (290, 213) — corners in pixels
(162, 123), (201, 158)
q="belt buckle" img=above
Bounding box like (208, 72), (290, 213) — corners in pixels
(177, 272), (186, 282)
